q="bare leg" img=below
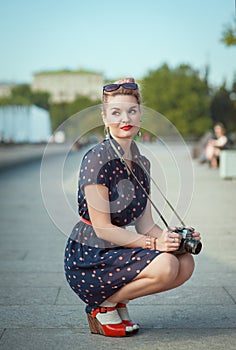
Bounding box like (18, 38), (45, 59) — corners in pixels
(211, 155), (218, 168)
(158, 252), (195, 292)
(107, 253), (194, 303)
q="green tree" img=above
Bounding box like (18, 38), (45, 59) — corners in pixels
(50, 96), (99, 131)
(210, 82), (236, 132)
(141, 64), (211, 136)
(221, 17), (236, 46)
(0, 84), (50, 110)
(31, 91), (50, 110)
(0, 84), (32, 106)
(0, 83), (99, 134)
(9, 84), (32, 105)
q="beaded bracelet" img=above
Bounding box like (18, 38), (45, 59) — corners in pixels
(145, 235), (152, 249)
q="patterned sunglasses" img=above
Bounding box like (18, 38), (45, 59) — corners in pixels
(103, 83), (138, 93)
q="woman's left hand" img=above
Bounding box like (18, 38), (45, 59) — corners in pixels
(172, 226), (202, 241)
(191, 229), (201, 241)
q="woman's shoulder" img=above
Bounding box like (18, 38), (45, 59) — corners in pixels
(140, 155), (150, 167)
(82, 139), (111, 164)
(84, 140), (105, 153)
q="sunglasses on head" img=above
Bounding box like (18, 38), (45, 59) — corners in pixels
(103, 83), (138, 93)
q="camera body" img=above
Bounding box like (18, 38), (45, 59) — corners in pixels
(172, 226), (202, 255)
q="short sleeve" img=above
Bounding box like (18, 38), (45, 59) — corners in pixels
(215, 135), (227, 148)
(79, 147), (110, 189)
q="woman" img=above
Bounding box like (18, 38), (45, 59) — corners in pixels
(205, 122), (230, 168)
(64, 78), (201, 337)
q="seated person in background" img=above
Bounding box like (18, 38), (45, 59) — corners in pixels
(205, 122), (230, 168)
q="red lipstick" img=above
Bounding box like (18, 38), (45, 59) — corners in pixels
(121, 125), (132, 131)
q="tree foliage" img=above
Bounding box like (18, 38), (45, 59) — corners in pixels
(31, 91), (50, 110)
(1, 63), (235, 137)
(0, 84), (50, 110)
(210, 82), (236, 132)
(221, 17), (236, 46)
(8, 84), (32, 106)
(0, 84), (96, 132)
(50, 96), (100, 131)
(141, 64), (211, 136)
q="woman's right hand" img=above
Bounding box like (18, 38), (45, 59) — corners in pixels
(156, 228), (181, 252)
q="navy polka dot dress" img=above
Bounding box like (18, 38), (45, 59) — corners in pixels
(64, 138), (162, 313)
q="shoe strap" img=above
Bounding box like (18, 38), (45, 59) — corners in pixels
(92, 307), (122, 325)
(117, 303), (126, 308)
(92, 306), (116, 317)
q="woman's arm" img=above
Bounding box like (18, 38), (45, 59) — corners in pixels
(135, 200), (163, 238)
(214, 135), (228, 148)
(135, 199), (187, 251)
(84, 184), (146, 248)
(84, 184), (182, 252)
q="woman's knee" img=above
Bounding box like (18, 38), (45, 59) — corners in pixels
(146, 253), (180, 284)
(161, 253), (180, 281)
(178, 253), (195, 281)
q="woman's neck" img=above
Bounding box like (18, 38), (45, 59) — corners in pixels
(111, 135), (133, 160)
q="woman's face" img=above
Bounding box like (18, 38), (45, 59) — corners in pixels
(214, 125), (225, 137)
(103, 94), (141, 140)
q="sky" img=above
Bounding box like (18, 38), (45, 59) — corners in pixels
(0, 0), (235, 88)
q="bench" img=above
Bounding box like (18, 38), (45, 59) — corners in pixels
(220, 150), (236, 179)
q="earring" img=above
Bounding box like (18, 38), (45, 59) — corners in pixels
(104, 126), (110, 139)
(137, 130), (142, 137)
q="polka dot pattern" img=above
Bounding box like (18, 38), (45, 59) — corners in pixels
(64, 138), (162, 313)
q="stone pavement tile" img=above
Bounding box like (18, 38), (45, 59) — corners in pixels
(186, 260), (236, 286)
(0, 272), (65, 288)
(0, 144), (68, 169)
(0, 259), (65, 273)
(130, 286), (235, 306)
(55, 285), (82, 305)
(129, 305), (236, 329)
(0, 328), (236, 350)
(0, 305), (86, 328)
(224, 286), (236, 303)
(194, 255), (235, 271)
(194, 256), (236, 272)
(0, 287), (59, 306)
(25, 247), (67, 261)
(200, 240), (235, 256)
(0, 249), (28, 261)
(189, 270), (236, 287)
(0, 225), (65, 242)
(186, 257), (236, 287)
(0, 241), (67, 261)
(0, 304), (235, 329)
(56, 285), (234, 306)
(195, 254), (236, 269)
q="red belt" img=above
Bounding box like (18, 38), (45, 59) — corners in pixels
(81, 217), (92, 226)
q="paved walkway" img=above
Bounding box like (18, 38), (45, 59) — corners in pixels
(0, 142), (235, 350)
(0, 143), (68, 169)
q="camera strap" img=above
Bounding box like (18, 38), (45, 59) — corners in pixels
(108, 136), (186, 229)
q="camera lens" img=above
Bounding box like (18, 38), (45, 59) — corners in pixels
(185, 239), (202, 255)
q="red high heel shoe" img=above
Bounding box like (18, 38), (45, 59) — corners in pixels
(87, 306), (133, 337)
(116, 303), (140, 333)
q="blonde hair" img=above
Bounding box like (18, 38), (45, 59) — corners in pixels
(102, 77), (142, 105)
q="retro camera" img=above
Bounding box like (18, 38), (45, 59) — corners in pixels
(172, 226), (202, 255)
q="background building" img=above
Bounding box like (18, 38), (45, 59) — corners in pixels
(31, 70), (104, 103)
(0, 105), (51, 143)
(0, 83), (16, 98)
